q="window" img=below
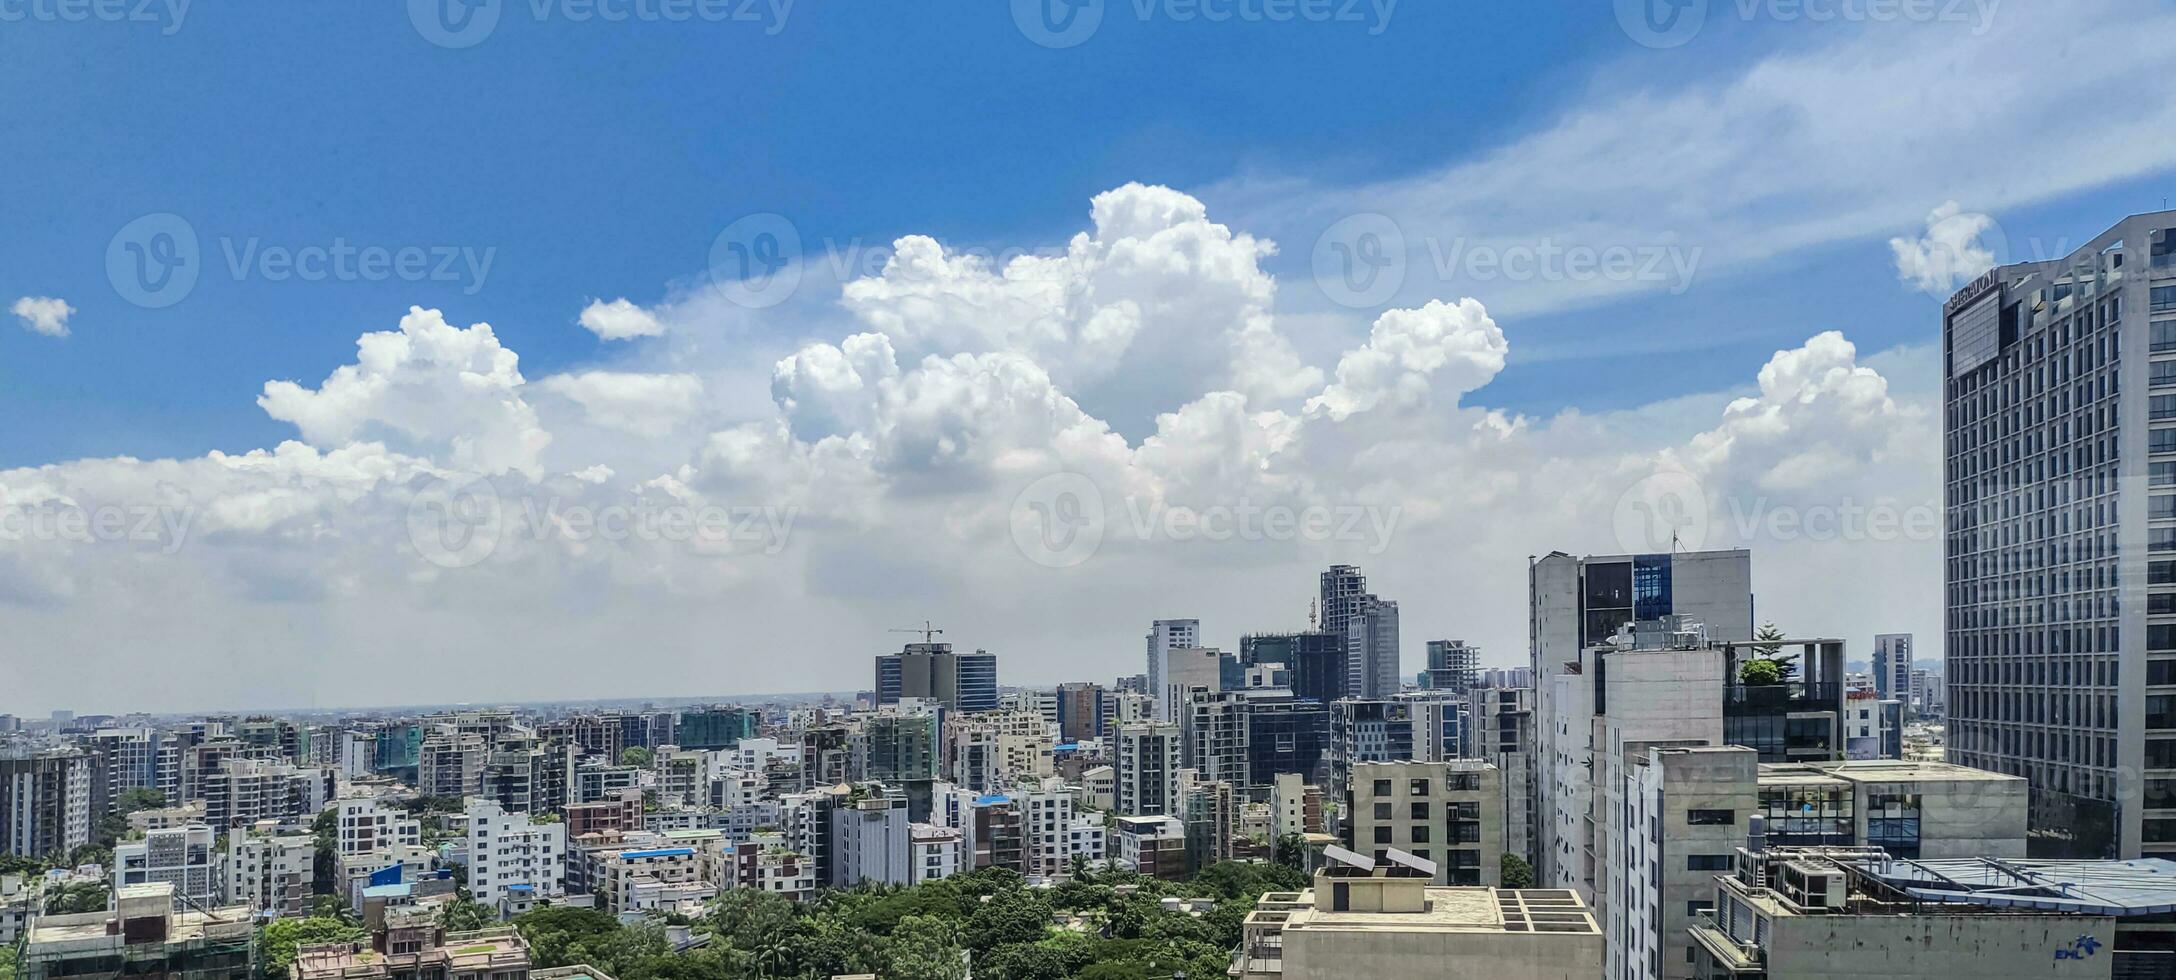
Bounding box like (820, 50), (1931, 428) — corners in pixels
(2157, 496), (2176, 520)
(1410, 825), (1430, 844)
(2156, 285), (2176, 313)
(1686, 809), (1735, 826)
(1373, 826), (1392, 844)
(2157, 528), (2176, 554)
(2159, 463), (2176, 488)
(1374, 802), (1392, 820)
(2157, 322), (2176, 353)
(1409, 802), (1429, 821)
(2154, 360), (2176, 387)
(2153, 660), (2176, 686)
(1687, 854), (1732, 871)
(2155, 429), (2176, 455)
(1372, 779), (1391, 796)
(1409, 779), (1431, 797)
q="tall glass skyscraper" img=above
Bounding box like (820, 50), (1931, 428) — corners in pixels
(1943, 212), (2176, 859)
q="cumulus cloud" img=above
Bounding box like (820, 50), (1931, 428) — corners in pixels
(578, 298), (667, 340)
(0, 185), (1942, 714)
(1890, 201), (1999, 295)
(11, 296), (73, 337)
(258, 306), (552, 478)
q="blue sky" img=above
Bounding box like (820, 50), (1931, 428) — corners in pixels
(11, 2), (2155, 464)
(5, 0), (2176, 711)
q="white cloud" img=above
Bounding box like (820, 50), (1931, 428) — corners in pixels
(257, 306), (552, 478)
(578, 298), (667, 340)
(0, 186), (1945, 714)
(1889, 201), (1998, 295)
(1213, 0), (2176, 317)
(11, 296), (73, 338)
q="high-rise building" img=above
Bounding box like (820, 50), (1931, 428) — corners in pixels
(1116, 722), (1182, 817)
(1321, 565), (1401, 700)
(466, 799), (565, 913)
(874, 642), (999, 713)
(1347, 597), (1401, 700)
(1422, 640), (1480, 694)
(1527, 549), (1754, 887)
(224, 821), (313, 918)
(1161, 646), (1236, 724)
(1240, 631), (1348, 705)
(1467, 686), (1536, 863)
(1055, 682), (1105, 741)
(1873, 632), (1913, 700)
(1145, 619), (1201, 722)
(1941, 213), (2176, 859)
(1, 748), (94, 859)
(677, 707), (759, 750)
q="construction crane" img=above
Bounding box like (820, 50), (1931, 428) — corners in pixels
(889, 621), (945, 643)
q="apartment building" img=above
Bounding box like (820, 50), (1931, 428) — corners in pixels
(1345, 760), (1502, 887)
(466, 799), (566, 914)
(0, 748), (93, 859)
(113, 824), (216, 910)
(1116, 722), (1181, 817)
(223, 820), (313, 918)
(335, 797), (422, 859)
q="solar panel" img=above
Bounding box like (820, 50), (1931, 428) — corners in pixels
(1383, 848), (1438, 879)
(1322, 845), (1376, 873)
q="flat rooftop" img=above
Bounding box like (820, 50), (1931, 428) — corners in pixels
(1759, 759), (2021, 784)
(1279, 889), (1597, 936)
(1855, 857), (2176, 916)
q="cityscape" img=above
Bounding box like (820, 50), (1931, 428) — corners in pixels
(6, 2), (2176, 980)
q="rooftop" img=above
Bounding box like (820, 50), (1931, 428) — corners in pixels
(1289, 888), (1596, 935)
(1854, 857), (2176, 916)
(1758, 759), (2022, 785)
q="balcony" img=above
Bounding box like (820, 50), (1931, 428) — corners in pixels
(1687, 911), (1766, 978)
(1724, 683), (1841, 713)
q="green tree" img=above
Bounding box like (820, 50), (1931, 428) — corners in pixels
(886, 915), (968, 980)
(260, 916), (367, 977)
(619, 747), (653, 767)
(1501, 853), (1534, 889)
(1739, 658), (1783, 686)
(965, 887), (1053, 953)
(43, 881), (109, 914)
(440, 899), (496, 932)
(1273, 832), (1308, 871)
(93, 787), (170, 849)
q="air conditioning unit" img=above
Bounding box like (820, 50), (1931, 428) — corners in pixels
(1778, 861), (1847, 910)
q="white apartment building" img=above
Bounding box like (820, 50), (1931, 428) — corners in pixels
(224, 820), (314, 918)
(1116, 722), (1181, 817)
(594, 845), (706, 915)
(466, 798), (566, 914)
(1146, 619), (1202, 722)
(908, 823), (962, 884)
(113, 824), (215, 909)
(1345, 761), (1502, 887)
(335, 797), (421, 858)
(1079, 766), (1116, 812)
(1232, 868), (1603, 980)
